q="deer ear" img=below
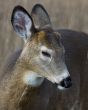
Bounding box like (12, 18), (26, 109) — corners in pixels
(11, 6), (35, 42)
(31, 4), (51, 29)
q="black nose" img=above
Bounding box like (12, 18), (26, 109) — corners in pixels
(60, 76), (72, 88)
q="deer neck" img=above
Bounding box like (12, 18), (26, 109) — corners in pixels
(5, 60), (44, 109)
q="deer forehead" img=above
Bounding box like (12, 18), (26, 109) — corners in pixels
(30, 30), (61, 50)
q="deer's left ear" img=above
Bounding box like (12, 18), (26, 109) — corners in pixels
(31, 4), (51, 29)
(11, 6), (35, 41)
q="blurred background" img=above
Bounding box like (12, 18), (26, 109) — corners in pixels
(0, 0), (88, 68)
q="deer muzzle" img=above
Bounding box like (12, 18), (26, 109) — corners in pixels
(59, 76), (72, 88)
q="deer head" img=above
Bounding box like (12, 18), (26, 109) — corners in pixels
(11, 4), (72, 90)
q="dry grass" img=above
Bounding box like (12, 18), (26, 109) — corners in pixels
(0, 0), (88, 67)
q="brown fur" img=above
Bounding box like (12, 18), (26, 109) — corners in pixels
(0, 30), (88, 110)
(0, 4), (88, 110)
(0, 29), (63, 110)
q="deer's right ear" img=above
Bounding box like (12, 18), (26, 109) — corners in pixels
(11, 6), (35, 41)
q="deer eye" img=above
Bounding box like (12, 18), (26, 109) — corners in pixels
(42, 51), (51, 58)
(40, 46), (53, 61)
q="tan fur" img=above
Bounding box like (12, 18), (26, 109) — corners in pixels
(0, 30), (88, 110)
(0, 58), (40, 110)
(0, 29), (65, 110)
(0, 5), (88, 110)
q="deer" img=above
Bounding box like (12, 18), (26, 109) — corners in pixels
(0, 4), (88, 110)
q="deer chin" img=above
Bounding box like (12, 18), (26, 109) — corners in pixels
(57, 83), (71, 90)
(57, 85), (66, 90)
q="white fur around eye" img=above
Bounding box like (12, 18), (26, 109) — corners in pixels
(40, 46), (53, 61)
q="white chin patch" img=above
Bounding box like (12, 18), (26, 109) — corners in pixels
(57, 85), (65, 90)
(23, 71), (44, 87)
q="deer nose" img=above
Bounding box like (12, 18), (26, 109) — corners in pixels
(60, 76), (72, 88)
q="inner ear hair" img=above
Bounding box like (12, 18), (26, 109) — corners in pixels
(11, 5), (36, 42)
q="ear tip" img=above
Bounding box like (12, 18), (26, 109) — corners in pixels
(11, 5), (24, 21)
(13, 5), (25, 11)
(12, 5), (27, 16)
(12, 6), (23, 17)
(11, 5), (31, 24)
(33, 4), (44, 8)
(32, 4), (45, 12)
